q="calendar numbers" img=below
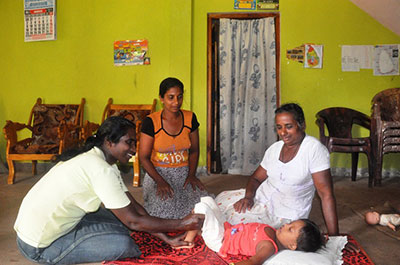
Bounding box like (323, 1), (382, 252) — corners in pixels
(24, 0), (56, 42)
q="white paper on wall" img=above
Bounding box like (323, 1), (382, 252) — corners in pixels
(373, 44), (399, 76)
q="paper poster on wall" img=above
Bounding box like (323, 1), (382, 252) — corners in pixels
(114, 39), (149, 66)
(304, 44), (323, 69)
(341, 45), (374, 72)
(24, 0), (56, 42)
(234, 0), (256, 10)
(257, 0), (279, 10)
(373, 44), (399, 76)
(286, 45), (305, 63)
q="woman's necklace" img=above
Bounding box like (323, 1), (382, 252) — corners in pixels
(279, 134), (305, 163)
(279, 144), (301, 163)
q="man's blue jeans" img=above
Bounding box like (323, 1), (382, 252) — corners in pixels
(16, 208), (141, 264)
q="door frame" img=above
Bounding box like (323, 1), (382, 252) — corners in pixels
(206, 12), (280, 174)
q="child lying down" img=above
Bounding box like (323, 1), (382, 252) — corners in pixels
(178, 196), (325, 265)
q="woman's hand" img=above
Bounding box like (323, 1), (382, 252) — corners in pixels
(156, 179), (174, 200)
(233, 197), (254, 213)
(184, 176), (206, 191)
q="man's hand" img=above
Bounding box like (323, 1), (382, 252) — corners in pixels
(180, 213), (205, 231)
(164, 233), (192, 248)
(233, 197), (254, 213)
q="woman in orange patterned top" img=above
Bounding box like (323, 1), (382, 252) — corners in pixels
(139, 77), (209, 219)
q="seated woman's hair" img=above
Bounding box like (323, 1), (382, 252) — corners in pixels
(275, 103), (305, 127)
(159, 77), (184, 97)
(296, 219), (325, 252)
(54, 116), (135, 162)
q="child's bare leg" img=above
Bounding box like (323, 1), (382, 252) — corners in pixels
(172, 230), (199, 249)
(173, 210), (200, 249)
(184, 230), (200, 243)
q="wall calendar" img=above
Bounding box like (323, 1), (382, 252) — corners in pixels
(24, 0), (56, 42)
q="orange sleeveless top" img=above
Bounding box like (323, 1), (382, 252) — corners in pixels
(142, 110), (198, 168)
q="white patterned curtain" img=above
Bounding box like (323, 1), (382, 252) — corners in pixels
(219, 17), (277, 175)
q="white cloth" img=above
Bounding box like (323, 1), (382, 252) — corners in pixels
(193, 196), (226, 252)
(379, 214), (400, 227)
(215, 135), (330, 226)
(215, 189), (291, 228)
(14, 147), (130, 248)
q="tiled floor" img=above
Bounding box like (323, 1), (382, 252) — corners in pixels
(1, 171), (399, 265)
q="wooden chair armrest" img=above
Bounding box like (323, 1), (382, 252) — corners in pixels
(3, 120), (32, 133)
(3, 121), (33, 147)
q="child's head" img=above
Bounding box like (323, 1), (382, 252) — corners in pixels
(365, 211), (380, 225)
(276, 219), (324, 252)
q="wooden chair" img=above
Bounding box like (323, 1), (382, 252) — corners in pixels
(82, 98), (157, 187)
(316, 107), (374, 187)
(3, 98), (85, 184)
(371, 88), (400, 186)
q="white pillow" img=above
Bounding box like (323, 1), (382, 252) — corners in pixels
(264, 236), (347, 265)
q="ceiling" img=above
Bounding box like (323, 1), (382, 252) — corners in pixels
(350, 0), (400, 36)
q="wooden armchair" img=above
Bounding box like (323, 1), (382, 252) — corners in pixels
(371, 88), (400, 186)
(3, 98), (85, 184)
(82, 98), (157, 187)
(316, 107), (373, 187)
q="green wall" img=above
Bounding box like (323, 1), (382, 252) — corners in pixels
(191, 0), (400, 170)
(1, 0), (400, 173)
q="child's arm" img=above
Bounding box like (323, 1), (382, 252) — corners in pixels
(387, 222), (396, 231)
(234, 240), (276, 265)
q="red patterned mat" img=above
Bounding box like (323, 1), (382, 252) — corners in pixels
(103, 232), (374, 265)
(343, 235), (374, 265)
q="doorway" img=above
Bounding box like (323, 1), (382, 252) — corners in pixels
(206, 12), (280, 174)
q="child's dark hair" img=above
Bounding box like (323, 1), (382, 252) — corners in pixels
(296, 219), (325, 252)
(159, 77), (184, 98)
(275, 103), (305, 128)
(54, 116), (135, 162)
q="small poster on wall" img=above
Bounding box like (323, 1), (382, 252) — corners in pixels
(304, 44), (323, 69)
(257, 0), (279, 10)
(286, 45), (305, 63)
(24, 0), (56, 42)
(234, 0), (256, 10)
(373, 44), (399, 76)
(114, 39), (149, 66)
